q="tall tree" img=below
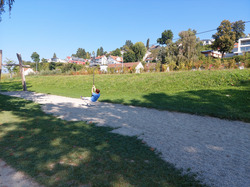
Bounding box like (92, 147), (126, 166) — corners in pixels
(178, 29), (199, 63)
(212, 20), (236, 58)
(31, 52), (40, 72)
(74, 48), (86, 58)
(232, 20), (245, 42)
(53, 53), (57, 58)
(132, 42), (147, 62)
(146, 38), (150, 50)
(97, 48), (100, 57)
(99, 47), (104, 56)
(0, 0), (15, 21)
(157, 30), (173, 45)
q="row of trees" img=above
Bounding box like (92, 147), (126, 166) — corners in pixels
(151, 20), (247, 70)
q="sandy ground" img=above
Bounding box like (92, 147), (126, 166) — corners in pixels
(0, 91), (250, 187)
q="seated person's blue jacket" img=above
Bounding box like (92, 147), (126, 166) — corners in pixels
(91, 92), (100, 102)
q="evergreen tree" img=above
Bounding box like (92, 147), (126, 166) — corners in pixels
(146, 38), (150, 50)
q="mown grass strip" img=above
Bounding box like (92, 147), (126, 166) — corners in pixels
(1, 69), (249, 122)
(0, 94), (205, 186)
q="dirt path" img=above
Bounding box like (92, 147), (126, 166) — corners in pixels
(1, 91), (250, 187)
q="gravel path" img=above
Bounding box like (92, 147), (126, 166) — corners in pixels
(1, 91), (250, 187)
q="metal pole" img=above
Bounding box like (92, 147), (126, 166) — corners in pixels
(93, 67), (94, 85)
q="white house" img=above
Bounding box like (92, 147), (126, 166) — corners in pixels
(47, 57), (67, 63)
(201, 50), (222, 58)
(234, 37), (250, 55)
(106, 62), (144, 73)
(201, 39), (214, 46)
(95, 55), (108, 65)
(107, 55), (123, 64)
(23, 68), (35, 76)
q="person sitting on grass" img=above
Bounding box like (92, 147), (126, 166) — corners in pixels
(81, 85), (100, 104)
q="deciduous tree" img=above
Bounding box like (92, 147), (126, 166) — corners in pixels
(157, 30), (173, 45)
(123, 50), (136, 62)
(232, 20), (245, 42)
(132, 42), (146, 62)
(31, 52), (40, 71)
(212, 20), (236, 58)
(111, 48), (122, 56)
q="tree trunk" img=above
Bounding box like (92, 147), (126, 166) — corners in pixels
(16, 53), (27, 91)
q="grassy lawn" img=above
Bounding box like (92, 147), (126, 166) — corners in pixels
(0, 94), (204, 186)
(1, 69), (249, 122)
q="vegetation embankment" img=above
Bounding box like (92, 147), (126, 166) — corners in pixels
(0, 94), (204, 186)
(1, 69), (249, 122)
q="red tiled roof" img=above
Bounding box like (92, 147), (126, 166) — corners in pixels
(96, 55), (106, 59)
(110, 55), (123, 62)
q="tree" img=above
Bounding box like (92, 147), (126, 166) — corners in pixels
(122, 40), (133, 51)
(4, 58), (15, 78)
(212, 20), (236, 58)
(178, 29), (199, 63)
(111, 48), (122, 56)
(132, 42), (147, 62)
(0, 0), (15, 22)
(157, 30), (173, 45)
(157, 47), (167, 65)
(123, 50), (136, 62)
(49, 62), (56, 70)
(73, 48), (87, 58)
(31, 52), (40, 71)
(53, 53), (57, 58)
(146, 38), (150, 50)
(100, 47), (104, 56)
(232, 20), (245, 42)
(41, 58), (48, 63)
(97, 48), (100, 57)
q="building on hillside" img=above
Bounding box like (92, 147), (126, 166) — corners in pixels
(201, 39), (214, 46)
(95, 55), (108, 65)
(23, 68), (35, 76)
(107, 55), (123, 64)
(66, 56), (86, 65)
(48, 57), (67, 63)
(234, 37), (250, 55)
(101, 62), (144, 73)
(201, 50), (222, 58)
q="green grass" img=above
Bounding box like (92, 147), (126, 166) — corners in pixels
(0, 94), (204, 186)
(1, 69), (250, 122)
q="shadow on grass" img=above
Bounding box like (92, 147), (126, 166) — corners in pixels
(0, 94), (204, 187)
(0, 80), (32, 92)
(103, 88), (250, 122)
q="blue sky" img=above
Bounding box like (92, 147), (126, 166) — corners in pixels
(0, 0), (250, 63)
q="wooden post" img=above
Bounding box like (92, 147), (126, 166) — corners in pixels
(16, 53), (27, 91)
(0, 50), (2, 91)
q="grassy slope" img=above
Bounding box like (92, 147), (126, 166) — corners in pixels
(1, 69), (250, 122)
(0, 94), (204, 186)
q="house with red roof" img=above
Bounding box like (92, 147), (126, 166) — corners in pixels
(107, 55), (123, 64)
(95, 55), (108, 65)
(66, 56), (86, 65)
(101, 62), (144, 73)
